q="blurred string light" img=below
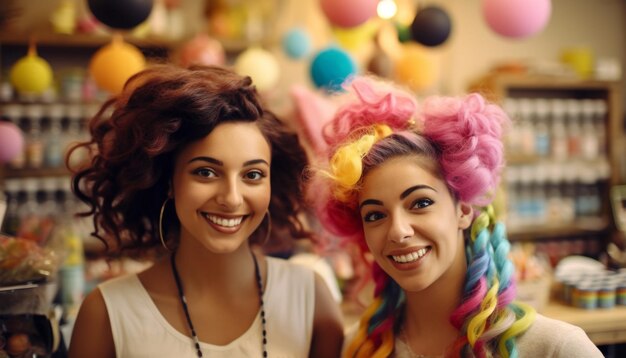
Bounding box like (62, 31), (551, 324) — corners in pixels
(377, 0), (397, 19)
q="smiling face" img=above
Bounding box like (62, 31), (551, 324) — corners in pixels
(171, 121), (271, 254)
(358, 155), (472, 293)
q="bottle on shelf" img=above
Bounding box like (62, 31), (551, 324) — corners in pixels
(549, 99), (568, 161)
(1, 179), (21, 235)
(533, 98), (551, 158)
(560, 163), (578, 224)
(39, 177), (60, 219)
(517, 98), (536, 156)
(579, 99), (600, 160)
(592, 99), (608, 157)
(24, 105), (45, 169)
(504, 166), (521, 228)
(516, 165), (535, 227)
(64, 104), (87, 168)
(44, 104), (65, 168)
(545, 163), (565, 224)
(503, 98), (522, 154)
(565, 99), (582, 159)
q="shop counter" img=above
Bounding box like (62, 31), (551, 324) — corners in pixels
(543, 301), (626, 345)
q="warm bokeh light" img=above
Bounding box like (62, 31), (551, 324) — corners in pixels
(377, 0), (397, 19)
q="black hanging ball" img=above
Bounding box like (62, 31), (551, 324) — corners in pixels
(410, 6), (452, 47)
(88, 0), (154, 30)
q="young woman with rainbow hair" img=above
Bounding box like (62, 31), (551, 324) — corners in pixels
(307, 77), (602, 357)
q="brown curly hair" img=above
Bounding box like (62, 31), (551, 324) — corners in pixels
(69, 64), (310, 255)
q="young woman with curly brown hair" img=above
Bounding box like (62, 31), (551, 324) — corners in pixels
(67, 65), (343, 358)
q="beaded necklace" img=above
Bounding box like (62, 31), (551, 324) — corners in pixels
(170, 252), (268, 357)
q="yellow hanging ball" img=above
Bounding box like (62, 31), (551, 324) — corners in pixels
(10, 52), (53, 94)
(332, 20), (379, 51)
(89, 36), (146, 94)
(234, 47), (280, 93)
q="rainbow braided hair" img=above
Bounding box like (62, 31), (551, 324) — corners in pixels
(306, 77), (536, 357)
(449, 205), (535, 357)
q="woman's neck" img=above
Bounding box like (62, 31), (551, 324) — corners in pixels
(174, 238), (259, 297)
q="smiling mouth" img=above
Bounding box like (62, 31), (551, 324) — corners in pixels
(201, 213), (247, 228)
(390, 247), (430, 263)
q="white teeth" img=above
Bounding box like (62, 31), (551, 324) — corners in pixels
(205, 214), (243, 227)
(392, 248), (428, 263)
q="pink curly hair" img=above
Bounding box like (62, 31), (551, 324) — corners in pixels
(307, 76), (508, 247)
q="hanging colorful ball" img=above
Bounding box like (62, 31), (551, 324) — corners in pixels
(410, 6), (452, 47)
(87, 0), (154, 29)
(0, 121), (24, 164)
(177, 34), (225, 68)
(89, 37), (146, 94)
(393, 44), (440, 92)
(482, 0), (551, 38)
(310, 47), (357, 92)
(319, 0), (378, 28)
(234, 47), (280, 93)
(282, 28), (312, 59)
(332, 20), (378, 51)
(9, 51), (53, 95)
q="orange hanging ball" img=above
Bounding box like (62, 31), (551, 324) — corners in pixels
(89, 36), (146, 94)
(393, 44), (440, 92)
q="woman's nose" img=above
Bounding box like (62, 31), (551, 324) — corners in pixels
(216, 178), (243, 210)
(387, 213), (414, 243)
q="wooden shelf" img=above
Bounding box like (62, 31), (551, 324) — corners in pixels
(505, 155), (611, 167)
(0, 32), (180, 50)
(508, 218), (611, 240)
(469, 74), (622, 103)
(2, 167), (70, 179)
(0, 32), (269, 54)
(543, 300), (626, 345)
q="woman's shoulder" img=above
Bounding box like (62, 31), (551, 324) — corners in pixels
(517, 313), (603, 357)
(267, 255), (316, 280)
(98, 272), (141, 291)
(527, 313), (581, 332)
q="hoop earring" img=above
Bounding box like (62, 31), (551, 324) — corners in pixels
(159, 198), (172, 251)
(260, 211), (272, 246)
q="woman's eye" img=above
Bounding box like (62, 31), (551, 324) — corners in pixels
(193, 168), (216, 178)
(363, 211), (386, 223)
(411, 198), (434, 209)
(244, 170), (265, 181)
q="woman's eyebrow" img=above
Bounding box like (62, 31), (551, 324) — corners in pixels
(359, 199), (383, 210)
(400, 185), (437, 199)
(188, 156), (222, 165)
(187, 157), (269, 167)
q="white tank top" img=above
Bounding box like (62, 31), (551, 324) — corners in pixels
(99, 257), (315, 357)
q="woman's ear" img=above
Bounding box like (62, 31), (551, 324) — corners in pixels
(457, 202), (473, 230)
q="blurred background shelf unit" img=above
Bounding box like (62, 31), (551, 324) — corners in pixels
(469, 75), (623, 257)
(0, 34), (115, 240)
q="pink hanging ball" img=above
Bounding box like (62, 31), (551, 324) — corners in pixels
(177, 34), (226, 68)
(482, 0), (551, 39)
(319, 0), (378, 28)
(0, 121), (24, 163)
